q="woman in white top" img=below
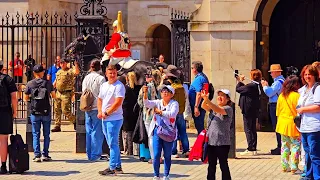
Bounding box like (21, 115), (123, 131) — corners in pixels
(143, 85), (179, 180)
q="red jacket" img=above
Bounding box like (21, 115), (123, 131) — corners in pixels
(104, 33), (131, 58)
(188, 130), (208, 163)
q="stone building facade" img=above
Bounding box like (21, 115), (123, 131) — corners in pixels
(1, 0), (299, 131)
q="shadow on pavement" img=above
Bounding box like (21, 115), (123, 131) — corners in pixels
(172, 159), (203, 165)
(116, 173), (189, 178)
(235, 157), (272, 160)
(24, 170), (80, 176)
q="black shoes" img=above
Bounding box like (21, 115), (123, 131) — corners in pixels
(270, 148), (281, 155)
(0, 165), (7, 174)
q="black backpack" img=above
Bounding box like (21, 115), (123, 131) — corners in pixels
(0, 74), (9, 107)
(200, 74), (215, 100)
(30, 80), (50, 116)
(208, 83), (214, 101)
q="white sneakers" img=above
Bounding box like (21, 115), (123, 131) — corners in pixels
(153, 176), (170, 180)
(240, 150), (258, 156)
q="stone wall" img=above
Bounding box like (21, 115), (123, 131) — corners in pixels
(127, 0), (198, 61)
(190, 0), (262, 131)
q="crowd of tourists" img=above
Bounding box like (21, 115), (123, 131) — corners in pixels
(1, 51), (320, 180)
(236, 63), (320, 180)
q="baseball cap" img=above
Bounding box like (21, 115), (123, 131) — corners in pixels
(33, 64), (44, 73)
(217, 89), (231, 97)
(159, 85), (175, 95)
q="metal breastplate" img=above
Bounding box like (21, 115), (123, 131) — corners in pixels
(117, 32), (130, 50)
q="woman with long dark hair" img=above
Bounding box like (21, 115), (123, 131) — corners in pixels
(275, 75), (301, 173)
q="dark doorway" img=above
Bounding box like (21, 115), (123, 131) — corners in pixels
(152, 24), (171, 64)
(270, 0), (320, 72)
(256, 0), (320, 131)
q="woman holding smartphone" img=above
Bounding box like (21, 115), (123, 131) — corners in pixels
(201, 89), (233, 180)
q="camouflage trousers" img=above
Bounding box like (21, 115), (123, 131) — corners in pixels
(54, 91), (76, 127)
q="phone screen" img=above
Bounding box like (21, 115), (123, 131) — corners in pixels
(203, 83), (209, 94)
(234, 70), (239, 78)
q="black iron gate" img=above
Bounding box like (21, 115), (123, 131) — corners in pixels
(170, 10), (191, 83)
(0, 11), (77, 120)
(0, 10), (109, 120)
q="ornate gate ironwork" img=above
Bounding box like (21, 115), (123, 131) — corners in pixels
(0, 3), (109, 122)
(170, 10), (191, 83)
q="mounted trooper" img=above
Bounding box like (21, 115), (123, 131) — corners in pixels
(101, 11), (136, 70)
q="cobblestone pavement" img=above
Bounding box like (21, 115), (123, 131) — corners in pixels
(1, 123), (301, 180)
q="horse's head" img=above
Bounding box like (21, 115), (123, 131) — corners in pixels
(64, 35), (86, 58)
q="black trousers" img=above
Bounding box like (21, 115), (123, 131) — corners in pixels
(207, 145), (231, 180)
(243, 114), (257, 151)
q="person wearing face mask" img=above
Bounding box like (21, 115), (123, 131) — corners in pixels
(201, 89), (233, 180)
(142, 85), (179, 180)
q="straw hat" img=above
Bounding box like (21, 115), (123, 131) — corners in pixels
(268, 64), (283, 72)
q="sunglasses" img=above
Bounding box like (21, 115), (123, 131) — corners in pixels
(161, 89), (172, 94)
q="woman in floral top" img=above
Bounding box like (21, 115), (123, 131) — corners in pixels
(137, 69), (162, 163)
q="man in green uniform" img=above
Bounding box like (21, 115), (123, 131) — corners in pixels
(51, 59), (80, 132)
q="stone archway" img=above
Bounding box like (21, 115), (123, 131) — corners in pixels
(255, 0), (320, 131)
(256, 0), (320, 77)
(146, 24), (171, 64)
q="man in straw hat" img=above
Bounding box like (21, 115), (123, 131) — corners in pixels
(261, 64), (285, 155)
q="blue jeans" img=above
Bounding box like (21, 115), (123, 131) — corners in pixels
(301, 132), (320, 180)
(191, 106), (206, 135)
(153, 126), (174, 177)
(102, 119), (123, 170)
(269, 103), (281, 148)
(172, 114), (189, 154)
(85, 110), (104, 161)
(30, 114), (51, 157)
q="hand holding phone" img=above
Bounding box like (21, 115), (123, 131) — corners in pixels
(203, 83), (209, 94)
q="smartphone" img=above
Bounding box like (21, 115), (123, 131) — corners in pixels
(203, 83), (209, 94)
(234, 70), (239, 78)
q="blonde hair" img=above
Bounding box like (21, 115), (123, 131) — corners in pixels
(127, 71), (137, 89)
(152, 69), (162, 87)
(312, 61), (320, 71)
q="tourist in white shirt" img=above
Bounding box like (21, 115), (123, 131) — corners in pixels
(97, 65), (125, 176)
(143, 85), (179, 180)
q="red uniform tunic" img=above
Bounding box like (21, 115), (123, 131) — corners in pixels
(104, 33), (131, 58)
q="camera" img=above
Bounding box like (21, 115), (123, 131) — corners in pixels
(286, 66), (299, 77)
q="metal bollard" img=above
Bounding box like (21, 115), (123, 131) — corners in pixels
(26, 101), (33, 152)
(228, 102), (236, 158)
(75, 97), (110, 154)
(76, 97), (86, 153)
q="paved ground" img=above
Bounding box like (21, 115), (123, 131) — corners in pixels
(1, 123), (302, 180)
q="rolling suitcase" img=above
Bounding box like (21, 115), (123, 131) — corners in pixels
(8, 119), (29, 174)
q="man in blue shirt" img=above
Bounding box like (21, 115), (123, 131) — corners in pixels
(47, 56), (61, 84)
(188, 61), (209, 134)
(261, 64), (285, 155)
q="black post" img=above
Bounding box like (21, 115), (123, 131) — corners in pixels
(26, 102), (33, 152)
(228, 102), (236, 158)
(74, 15), (108, 153)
